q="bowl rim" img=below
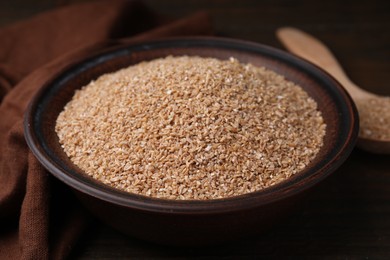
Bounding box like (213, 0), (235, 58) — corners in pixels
(24, 36), (358, 214)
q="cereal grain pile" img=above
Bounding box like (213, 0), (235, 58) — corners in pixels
(56, 56), (326, 200)
(356, 97), (390, 140)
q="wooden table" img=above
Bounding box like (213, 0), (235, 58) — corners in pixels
(2, 0), (389, 258)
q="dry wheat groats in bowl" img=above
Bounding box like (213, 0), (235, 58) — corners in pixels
(56, 56), (326, 200)
(25, 37), (358, 245)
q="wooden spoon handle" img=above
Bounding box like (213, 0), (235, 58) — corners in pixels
(276, 27), (373, 99)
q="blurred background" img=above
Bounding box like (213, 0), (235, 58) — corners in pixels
(1, 0), (389, 95)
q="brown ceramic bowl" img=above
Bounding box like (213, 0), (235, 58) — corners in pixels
(24, 37), (358, 246)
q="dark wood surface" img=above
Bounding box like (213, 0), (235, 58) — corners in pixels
(2, 0), (390, 258)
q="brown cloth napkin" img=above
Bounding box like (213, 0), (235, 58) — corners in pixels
(0, 1), (212, 259)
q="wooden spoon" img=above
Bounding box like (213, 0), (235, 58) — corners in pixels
(277, 27), (390, 154)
